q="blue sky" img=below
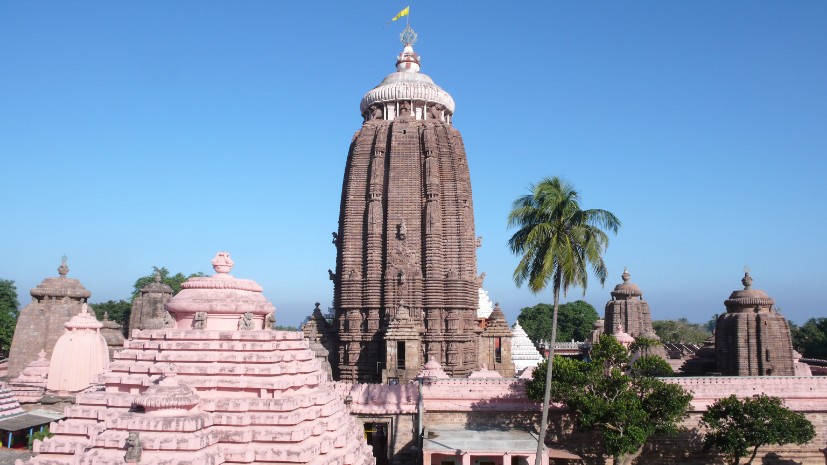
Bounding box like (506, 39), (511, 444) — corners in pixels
(1, 1), (825, 328)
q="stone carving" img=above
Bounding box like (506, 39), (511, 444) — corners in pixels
(328, 269), (336, 281)
(397, 220), (407, 240)
(162, 311), (176, 328)
(239, 312), (254, 330)
(369, 104), (383, 120)
(331, 231), (338, 245)
(427, 104), (444, 120)
(265, 311), (277, 330)
(193, 312), (207, 330)
(211, 252), (234, 273)
(399, 100), (411, 117)
(124, 431), (142, 463)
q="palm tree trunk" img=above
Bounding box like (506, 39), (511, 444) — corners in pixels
(534, 276), (561, 465)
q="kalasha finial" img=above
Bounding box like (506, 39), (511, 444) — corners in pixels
(621, 268), (630, 283)
(211, 252), (234, 274)
(400, 24), (418, 46)
(742, 265), (753, 290)
(154, 270), (162, 283)
(58, 255), (69, 277)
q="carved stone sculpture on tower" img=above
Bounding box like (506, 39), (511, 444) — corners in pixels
(330, 27), (481, 382)
(715, 270), (795, 376)
(129, 271), (173, 332)
(8, 257), (92, 378)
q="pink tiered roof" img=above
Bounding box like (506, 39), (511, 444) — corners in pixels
(23, 252), (375, 465)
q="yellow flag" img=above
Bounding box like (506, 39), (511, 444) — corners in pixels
(388, 6), (409, 23)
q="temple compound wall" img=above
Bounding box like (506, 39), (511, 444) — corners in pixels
(339, 375), (827, 465)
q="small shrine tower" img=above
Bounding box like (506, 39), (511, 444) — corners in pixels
(8, 257), (91, 378)
(129, 271), (174, 332)
(715, 269), (795, 376)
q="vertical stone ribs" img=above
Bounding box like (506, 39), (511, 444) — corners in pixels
(332, 119), (480, 382)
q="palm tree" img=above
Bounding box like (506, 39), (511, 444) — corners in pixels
(507, 177), (620, 465)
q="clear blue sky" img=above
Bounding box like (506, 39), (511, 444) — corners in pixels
(2, 2), (825, 329)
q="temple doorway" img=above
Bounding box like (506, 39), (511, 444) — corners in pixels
(363, 422), (389, 465)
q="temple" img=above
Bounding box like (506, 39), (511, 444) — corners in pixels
(22, 252), (374, 465)
(715, 270), (795, 376)
(330, 26), (484, 382)
(7, 257), (91, 378)
(129, 271), (174, 332)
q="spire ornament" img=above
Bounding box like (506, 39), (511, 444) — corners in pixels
(400, 24), (417, 46)
(742, 265), (753, 290)
(58, 255), (69, 277)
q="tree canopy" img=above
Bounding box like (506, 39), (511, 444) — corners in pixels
(507, 176), (621, 465)
(131, 267), (205, 299)
(526, 335), (691, 465)
(90, 300), (132, 335)
(652, 318), (710, 344)
(0, 279), (20, 357)
(517, 300), (599, 344)
(701, 394), (815, 465)
(790, 317), (827, 360)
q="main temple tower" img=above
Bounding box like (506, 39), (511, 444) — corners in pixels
(331, 26), (482, 382)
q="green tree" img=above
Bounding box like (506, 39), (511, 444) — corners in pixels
(507, 176), (620, 465)
(0, 279), (20, 357)
(791, 317), (827, 359)
(90, 300), (132, 335)
(526, 336), (691, 465)
(701, 394), (815, 465)
(517, 300), (599, 344)
(131, 267), (205, 298)
(652, 318), (710, 344)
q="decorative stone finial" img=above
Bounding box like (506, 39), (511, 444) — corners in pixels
(211, 252), (234, 274)
(622, 268), (630, 283)
(400, 24), (417, 46)
(154, 271), (162, 283)
(58, 255), (69, 277)
(37, 349), (47, 361)
(742, 265), (753, 290)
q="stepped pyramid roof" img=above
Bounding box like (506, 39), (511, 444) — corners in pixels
(511, 322), (543, 372)
(24, 252), (375, 465)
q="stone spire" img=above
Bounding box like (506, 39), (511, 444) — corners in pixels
(301, 302), (335, 380)
(715, 270), (794, 376)
(330, 30), (482, 382)
(604, 269), (660, 340)
(46, 303), (110, 393)
(479, 303), (515, 377)
(129, 270), (174, 332)
(7, 257), (92, 378)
